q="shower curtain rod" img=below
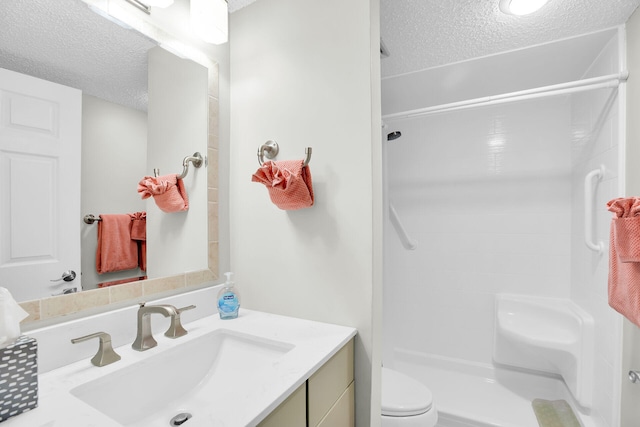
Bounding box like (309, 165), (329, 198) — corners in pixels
(382, 71), (629, 121)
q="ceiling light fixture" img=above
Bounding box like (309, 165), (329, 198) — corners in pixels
(191, 0), (228, 45)
(499, 0), (549, 16)
(144, 0), (174, 8)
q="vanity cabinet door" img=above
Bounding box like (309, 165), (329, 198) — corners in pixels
(258, 383), (306, 427)
(308, 340), (355, 427)
(259, 339), (354, 427)
(316, 381), (355, 427)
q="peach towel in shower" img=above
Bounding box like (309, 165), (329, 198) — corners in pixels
(251, 160), (314, 210)
(96, 214), (139, 274)
(137, 174), (189, 213)
(607, 197), (640, 327)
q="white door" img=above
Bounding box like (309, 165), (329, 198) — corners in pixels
(0, 67), (82, 301)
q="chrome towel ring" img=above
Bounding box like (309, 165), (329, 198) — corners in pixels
(257, 140), (312, 167)
(153, 152), (205, 179)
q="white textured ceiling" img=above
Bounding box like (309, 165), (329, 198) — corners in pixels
(0, 0), (155, 111)
(380, 0), (640, 77)
(2, 0), (639, 107)
(228, 0), (640, 77)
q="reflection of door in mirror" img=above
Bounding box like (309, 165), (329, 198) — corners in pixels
(0, 68), (82, 300)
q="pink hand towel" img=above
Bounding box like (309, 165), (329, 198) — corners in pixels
(607, 197), (640, 218)
(96, 214), (139, 274)
(607, 197), (640, 327)
(129, 211), (146, 241)
(251, 160), (314, 210)
(128, 211), (147, 272)
(137, 174), (189, 213)
(612, 218), (640, 263)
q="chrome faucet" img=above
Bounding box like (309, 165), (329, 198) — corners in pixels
(132, 302), (196, 351)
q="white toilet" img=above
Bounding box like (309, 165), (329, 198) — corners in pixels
(381, 367), (438, 427)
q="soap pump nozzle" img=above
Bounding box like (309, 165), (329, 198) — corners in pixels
(223, 272), (235, 288)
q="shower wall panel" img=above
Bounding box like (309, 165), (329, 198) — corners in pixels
(384, 97), (573, 365)
(569, 33), (622, 427)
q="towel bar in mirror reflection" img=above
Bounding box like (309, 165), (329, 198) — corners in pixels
(153, 152), (205, 179)
(84, 215), (102, 225)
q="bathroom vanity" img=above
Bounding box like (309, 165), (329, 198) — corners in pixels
(259, 339), (354, 426)
(2, 287), (356, 427)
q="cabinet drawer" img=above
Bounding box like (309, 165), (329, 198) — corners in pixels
(317, 380), (355, 427)
(258, 383), (306, 427)
(308, 339), (354, 426)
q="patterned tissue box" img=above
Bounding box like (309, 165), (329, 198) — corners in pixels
(0, 336), (38, 422)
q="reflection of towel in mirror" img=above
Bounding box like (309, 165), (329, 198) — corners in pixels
(137, 174), (189, 213)
(96, 214), (139, 274)
(129, 212), (146, 272)
(129, 211), (146, 240)
(98, 275), (147, 288)
(607, 197), (640, 327)
(251, 160), (314, 210)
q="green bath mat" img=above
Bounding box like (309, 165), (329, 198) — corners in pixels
(532, 399), (582, 427)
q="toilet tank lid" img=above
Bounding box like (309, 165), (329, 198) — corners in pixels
(382, 367), (433, 416)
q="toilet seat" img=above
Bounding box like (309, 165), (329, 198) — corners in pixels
(382, 367), (433, 416)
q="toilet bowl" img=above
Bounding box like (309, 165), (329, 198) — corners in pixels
(381, 367), (438, 427)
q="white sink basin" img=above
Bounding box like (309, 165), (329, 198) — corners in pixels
(70, 329), (294, 426)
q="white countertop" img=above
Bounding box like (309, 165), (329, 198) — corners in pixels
(3, 309), (356, 427)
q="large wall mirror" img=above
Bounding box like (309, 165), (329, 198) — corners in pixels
(0, 0), (219, 323)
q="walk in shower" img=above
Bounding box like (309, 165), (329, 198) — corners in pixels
(382, 28), (625, 427)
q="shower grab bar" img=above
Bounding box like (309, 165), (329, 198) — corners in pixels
(389, 202), (417, 250)
(584, 165), (605, 253)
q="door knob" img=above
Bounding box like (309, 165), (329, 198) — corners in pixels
(629, 370), (640, 383)
(50, 270), (76, 282)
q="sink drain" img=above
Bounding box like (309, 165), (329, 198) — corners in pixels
(170, 412), (192, 426)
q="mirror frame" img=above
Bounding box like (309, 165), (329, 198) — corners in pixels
(19, 1), (220, 327)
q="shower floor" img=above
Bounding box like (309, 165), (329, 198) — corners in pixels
(391, 350), (600, 427)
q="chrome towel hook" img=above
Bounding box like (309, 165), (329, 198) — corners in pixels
(257, 140), (312, 167)
(153, 152), (205, 179)
(302, 147), (312, 167)
(177, 152), (204, 179)
(257, 140), (279, 165)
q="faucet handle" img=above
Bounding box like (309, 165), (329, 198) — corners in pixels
(71, 332), (121, 367)
(177, 304), (196, 314)
(165, 304), (196, 339)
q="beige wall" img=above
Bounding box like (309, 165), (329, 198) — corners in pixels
(229, 0), (381, 425)
(622, 9), (640, 425)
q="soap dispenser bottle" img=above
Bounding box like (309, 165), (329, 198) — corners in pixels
(217, 272), (240, 319)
